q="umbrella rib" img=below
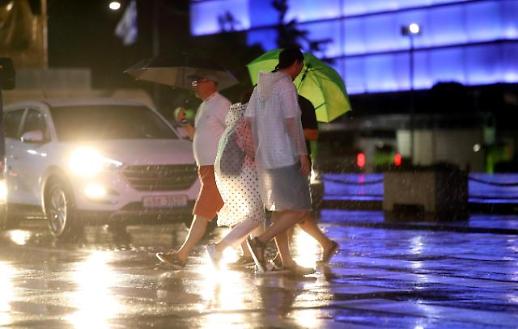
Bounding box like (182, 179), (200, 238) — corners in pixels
(247, 49), (350, 122)
(314, 103), (325, 110)
(312, 75), (327, 111)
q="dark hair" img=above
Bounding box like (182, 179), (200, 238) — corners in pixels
(274, 47), (304, 71)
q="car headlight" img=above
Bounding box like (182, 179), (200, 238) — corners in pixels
(68, 147), (123, 178)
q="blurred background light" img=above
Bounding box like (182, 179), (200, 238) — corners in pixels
(409, 23), (421, 35)
(190, 0), (518, 94)
(109, 1), (121, 11)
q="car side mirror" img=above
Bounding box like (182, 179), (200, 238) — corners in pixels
(0, 58), (15, 90)
(21, 130), (45, 144)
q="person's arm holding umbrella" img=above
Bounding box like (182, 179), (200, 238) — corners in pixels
(298, 95), (319, 159)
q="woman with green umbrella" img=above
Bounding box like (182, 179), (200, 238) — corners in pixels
(244, 47), (314, 274)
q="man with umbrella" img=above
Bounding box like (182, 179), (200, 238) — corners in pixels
(156, 73), (231, 268)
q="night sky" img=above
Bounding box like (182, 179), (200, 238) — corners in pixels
(47, 0), (191, 89)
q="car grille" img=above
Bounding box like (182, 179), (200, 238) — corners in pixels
(122, 164), (197, 191)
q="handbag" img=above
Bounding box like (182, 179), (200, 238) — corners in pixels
(219, 126), (245, 176)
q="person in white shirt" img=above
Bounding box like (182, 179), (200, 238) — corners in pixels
(156, 73), (231, 269)
(244, 47), (314, 274)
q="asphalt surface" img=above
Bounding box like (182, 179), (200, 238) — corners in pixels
(0, 210), (517, 328)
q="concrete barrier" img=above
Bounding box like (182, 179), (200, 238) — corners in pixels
(383, 166), (469, 221)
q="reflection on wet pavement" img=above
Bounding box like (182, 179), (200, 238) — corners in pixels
(0, 211), (517, 328)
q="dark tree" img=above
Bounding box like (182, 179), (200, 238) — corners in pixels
(218, 11), (241, 32)
(272, 0), (332, 58)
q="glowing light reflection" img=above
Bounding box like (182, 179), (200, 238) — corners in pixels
(410, 236), (424, 255)
(410, 236), (424, 271)
(84, 183), (108, 200)
(416, 301), (442, 321)
(0, 262), (15, 326)
(67, 251), (122, 329)
(196, 258), (249, 328)
(0, 180), (7, 202)
(291, 274), (334, 328)
(292, 228), (319, 268)
(292, 309), (325, 328)
(7, 230), (31, 246)
(222, 247), (240, 265)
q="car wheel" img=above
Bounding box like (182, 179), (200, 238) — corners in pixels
(45, 180), (82, 240)
(0, 204), (20, 230)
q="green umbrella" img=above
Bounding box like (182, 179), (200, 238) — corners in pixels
(247, 49), (351, 123)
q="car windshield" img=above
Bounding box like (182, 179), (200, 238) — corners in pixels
(50, 105), (178, 141)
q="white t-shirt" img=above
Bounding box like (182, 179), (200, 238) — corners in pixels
(245, 71), (303, 169)
(193, 92), (231, 166)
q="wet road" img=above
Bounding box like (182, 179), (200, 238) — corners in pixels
(1, 211), (517, 329)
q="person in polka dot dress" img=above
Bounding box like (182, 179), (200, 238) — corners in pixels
(206, 96), (266, 267)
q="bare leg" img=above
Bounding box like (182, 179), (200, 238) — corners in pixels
(274, 231), (296, 267)
(176, 215), (210, 262)
(247, 210), (308, 272)
(273, 224), (316, 275)
(256, 210), (307, 244)
(241, 225), (264, 257)
(297, 213), (335, 250)
(214, 218), (260, 253)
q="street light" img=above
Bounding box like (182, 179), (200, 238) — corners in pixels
(109, 1), (121, 11)
(401, 23), (421, 164)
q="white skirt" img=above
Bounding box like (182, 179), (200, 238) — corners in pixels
(215, 164), (265, 227)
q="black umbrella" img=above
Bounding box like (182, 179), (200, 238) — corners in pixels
(125, 54), (239, 90)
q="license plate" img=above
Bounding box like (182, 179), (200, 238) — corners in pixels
(142, 195), (188, 208)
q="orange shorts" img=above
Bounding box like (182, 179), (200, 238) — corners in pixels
(193, 165), (224, 219)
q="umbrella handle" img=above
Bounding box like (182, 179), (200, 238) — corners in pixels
(297, 64), (311, 90)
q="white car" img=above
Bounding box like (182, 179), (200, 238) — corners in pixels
(0, 98), (199, 239)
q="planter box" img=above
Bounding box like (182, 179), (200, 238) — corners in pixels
(383, 168), (468, 221)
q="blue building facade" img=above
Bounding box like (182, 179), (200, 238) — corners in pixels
(189, 0), (518, 94)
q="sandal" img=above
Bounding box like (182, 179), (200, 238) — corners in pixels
(156, 252), (186, 269)
(271, 253), (283, 269)
(318, 240), (339, 264)
(246, 236), (267, 272)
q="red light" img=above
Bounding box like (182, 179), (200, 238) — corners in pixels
(356, 152), (366, 168)
(394, 153), (402, 166)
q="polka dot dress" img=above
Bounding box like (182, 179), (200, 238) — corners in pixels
(215, 103), (265, 227)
